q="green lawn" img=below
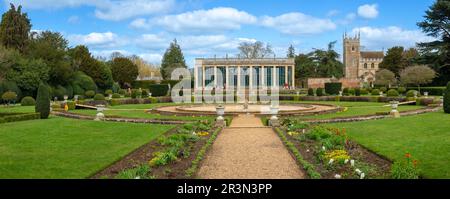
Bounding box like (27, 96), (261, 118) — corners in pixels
(288, 101), (424, 119)
(324, 110), (450, 179)
(70, 103), (214, 121)
(0, 105), (35, 113)
(0, 116), (174, 178)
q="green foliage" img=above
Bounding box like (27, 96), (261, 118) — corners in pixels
(398, 87), (407, 94)
(161, 39), (187, 80)
(400, 65), (436, 90)
(324, 82), (342, 95)
(130, 89), (142, 99)
(20, 96), (35, 106)
(0, 4), (31, 53)
(355, 88), (361, 96)
(110, 99), (120, 106)
(2, 91), (17, 103)
(306, 126), (332, 141)
(110, 57), (139, 87)
(308, 88), (314, 96)
(0, 112), (40, 124)
(105, 89), (113, 95)
(115, 165), (151, 179)
(186, 128), (222, 177)
(112, 82), (120, 93)
(85, 90), (96, 98)
(149, 97), (158, 103)
(112, 93), (121, 99)
(391, 154), (419, 179)
(375, 69), (397, 86)
(149, 84), (169, 97)
(379, 87), (387, 93)
(132, 80), (156, 89)
(371, 89), (380, 95)
(28, 31), (73, 85)
(444, 82), (450, 113)
(5, 53), (49, 94)
(379, 46), (409, 77)
(295, 41), (344, 79)
(343, 88), (349, 95)
(118, 89), (126, 95)
(407, 87), (445, 96)
(93, 94), (105, 101)
(52, 85), (67, 100)
(348, 88), (355, 95)
(406, 90), (418, 97)
(160, 80), (181, 88)
(387, 89), (400, 97)
(35, 83), (50, 119)
(70, 71), (97, 95)
(66, 101), (75, 110)
(360, 88), (369, 95)
(316, 88), (324, 96)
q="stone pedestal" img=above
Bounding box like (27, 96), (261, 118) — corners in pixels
(269, 116), (280, 127)
(215, 117), (226, 128)
(390, 110), (400, 118)
(95, 112), (105, 121)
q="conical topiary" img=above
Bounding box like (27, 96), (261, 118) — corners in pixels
(35, 83), (50, 119)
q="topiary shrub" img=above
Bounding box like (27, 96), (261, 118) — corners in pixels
(85, 90), (96, 98)
(149, 84), (169, 97)
(2, 91), (17, 105)
(444, 82), (450, 114)
(398, 87), (407, 94)
(149, 97), (158, 103)
(371, 89), (380, 96)
(308, 88), (314, 96)
(110, 99), (121, 106)
(324, 82), (342, 95)
(105, 89), (113, 95)
(348, 88), (355, 96)
(93, 94), (105, 101)
(387, 89), (400, 97)
(35, 84), (50, 119)
(343, 88), (349, 96)
(406, 90), (418, 97)
(21, 96), (36, 106)
(112, 93), (121, 99)
(118, 89), (126, 95)
(355, 88), (361, 96)
(316, 88), (324, 96)
(360, 88), (369, 95)
(142, 89), (149, 97)
(380, 87), (387, 93)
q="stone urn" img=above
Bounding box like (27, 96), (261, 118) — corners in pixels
(269, 105), (280, 127)
(390, 101), (400, 118)
(424, 92), (429, 98)
(215, 105), (226, 127)
(95, 105), (106, 121)
(339, 91), (343, 96)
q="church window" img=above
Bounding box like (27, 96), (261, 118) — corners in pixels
(371, 63), (375, 68)
(351, 46), (355, 51)
(364, 63), (368, 69)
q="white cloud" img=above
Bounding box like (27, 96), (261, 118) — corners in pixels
(67, 15), (80, 24)
(260, 12), (336, 35)
(357, 4), (379, 19)
(68, 32), (127, 48)
(326, 10), (340, 17)
(138, 53), (163, 63)
(145, 7), (257, 33)
(130, 18), (151, 30)
(353, 26), (434, 50)
(7, 0), (174, 21)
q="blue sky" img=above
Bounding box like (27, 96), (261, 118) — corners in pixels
(1, 0), (436, 67)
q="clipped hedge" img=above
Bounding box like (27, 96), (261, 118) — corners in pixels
(371, 89), (380, 96)
(112, 93), (121, 99)
(132, 80), (157, 89)
(407, 87), (445, 96)
(387, 89), (399, 97)
(406, 90), (418, 97)
(0, 113), (41, 124)
(444, 82), (450, 113)
(355, 88), (361, 96)
(85, 90), (96, 98)
(324, 82), (342, 95)
(149, 84), (169, 97)
(93, 93), (105, 101)
(316, 88), (324, 96)
(21, 96), (36, 106)
(308, 88), (314, 96)
(161, 80), (181, 88)
(35, 84), (50, 119)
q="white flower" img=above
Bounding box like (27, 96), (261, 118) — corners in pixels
(360, 173), (365, 179)
(344, 159), (349, 164)
(135, 176), (141, 179)
(355, 169), (361, 175)
(334, 174), (341, 179)
(328, 159), (334, 165)
(350, 159), (355, 167)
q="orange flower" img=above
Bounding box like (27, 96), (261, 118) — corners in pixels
(405, 153), (411, 159)
(413, 160), (418, 167)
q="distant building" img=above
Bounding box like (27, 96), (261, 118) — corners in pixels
(343, 33), (384, 84)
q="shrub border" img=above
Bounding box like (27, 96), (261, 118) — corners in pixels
(274, 127), (321, 179)
(0, 112), (41, 124)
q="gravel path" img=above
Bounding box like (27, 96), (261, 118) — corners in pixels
(197, 114), (305, 179)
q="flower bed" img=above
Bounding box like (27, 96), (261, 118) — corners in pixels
(92, 120), (222, 179)
(276, 118), (391, 179)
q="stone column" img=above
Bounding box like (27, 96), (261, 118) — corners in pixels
(194, 65), (198, 89)
(214, 66), (217, 87)
(285, 66), (288, 86)
(249, 66), (253, 90)
(202, 66), (206, 88)
(237, 66), (241, 89)
(291, 65), (295, 89)
(225, 66), (229, 89)
(272, 66), (277, 89)
(261, 66), (265, 87)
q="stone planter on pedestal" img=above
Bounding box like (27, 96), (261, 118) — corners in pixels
(390, 101), (400, 118)
(215, 105), (226, 127)
(269, 105), (280, 127)
(95, 105), (106, 121)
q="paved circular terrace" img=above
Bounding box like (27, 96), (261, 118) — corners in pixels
(152, 103), (340, 116)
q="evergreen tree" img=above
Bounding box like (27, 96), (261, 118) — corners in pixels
(379, 46), (405, 77)
(35, 83), (50, 119)
(0, 4), (31, 53)
(417, 0), (450, 85)
(110, 57), (139, 87)
(287, 44), (296, 58)
(161, 39), (187, 80)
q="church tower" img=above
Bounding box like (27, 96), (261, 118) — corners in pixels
(343, 32), (361, 79)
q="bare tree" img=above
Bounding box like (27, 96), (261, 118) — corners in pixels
(400, 65), (436, 93)
(375, 69), (397, 88)
(238, 41), (274, 58)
